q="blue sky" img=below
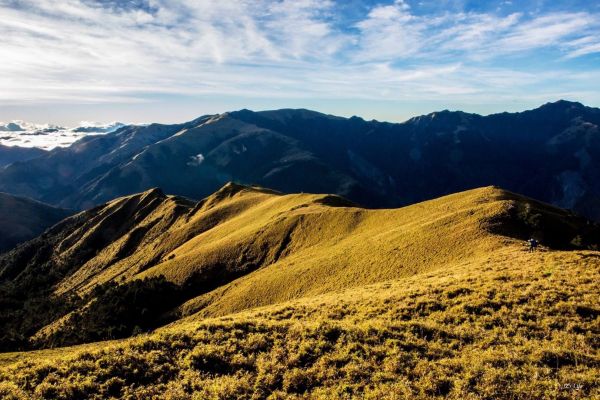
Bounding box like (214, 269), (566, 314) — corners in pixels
(0, 0), (599, 125)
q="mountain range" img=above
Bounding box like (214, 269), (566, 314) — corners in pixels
(0, 100), (599, 220)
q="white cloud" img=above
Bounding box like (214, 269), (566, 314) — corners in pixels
(564, 35), (600, 59)
(354, 0), (424, 61)
(495, 12), (596, 53)
(0, 0), (598, 108)
(0, 120), (123, 149)
(353, 7), (600, 61)
(187, 153), (205, 167)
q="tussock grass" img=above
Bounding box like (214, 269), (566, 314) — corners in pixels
(1, 247), (598, 399)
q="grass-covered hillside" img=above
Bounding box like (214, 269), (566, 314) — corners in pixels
(1, 182), (597, 350)
(0, 183), (598, 398)
(0, 245), (598, 399)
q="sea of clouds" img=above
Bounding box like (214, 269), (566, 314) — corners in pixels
(0, 121), (125, 150)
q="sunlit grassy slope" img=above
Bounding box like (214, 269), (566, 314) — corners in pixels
(0, 183), (598, 398)
(58, 182), (503, 296)
(0, 245), (597, 399)
(172, 185), (510, 319)
(47, 182), (594, 311)
(2, 182), (595, 341)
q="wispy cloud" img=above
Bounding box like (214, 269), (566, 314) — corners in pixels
(352, 2), (600, 61)
(0, 0), (598, 109)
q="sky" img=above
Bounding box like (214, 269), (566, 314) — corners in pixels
(0, 0), (599, 125)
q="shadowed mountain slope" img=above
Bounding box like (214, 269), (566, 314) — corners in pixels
(0, 101), (599, 219)
(0, 117), (210, 208)
(0, 183), (597, 350)
(0, 145), (45, 167)
(0, 193), (71, 253)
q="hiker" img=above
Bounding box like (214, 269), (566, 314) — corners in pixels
(528, 238), (538, 252)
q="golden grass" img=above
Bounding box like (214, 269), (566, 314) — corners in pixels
(57, 184), (508, 296)
(1, 183), (598, 399)
(43, 181), (582, 323)
(1, 245), (598, 399)
(172, 185), (516, 318)
(63, 183), (520, 315)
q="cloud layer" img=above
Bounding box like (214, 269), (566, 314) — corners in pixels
(0, 120), (124, 149)
(0, 0), (599, 110)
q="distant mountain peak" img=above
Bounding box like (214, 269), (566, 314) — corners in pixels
(229, 108), (344, 124)
(406, 108), (478, 127)
(539, 99), (585, 111)
(0, 122), (25, 132)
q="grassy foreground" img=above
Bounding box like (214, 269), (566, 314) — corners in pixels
(0, 246), (598, 399)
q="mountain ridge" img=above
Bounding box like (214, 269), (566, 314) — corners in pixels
(0, 100), (599, 220)
(0, 182), (598, 398)
(0, 182), (598, 351)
